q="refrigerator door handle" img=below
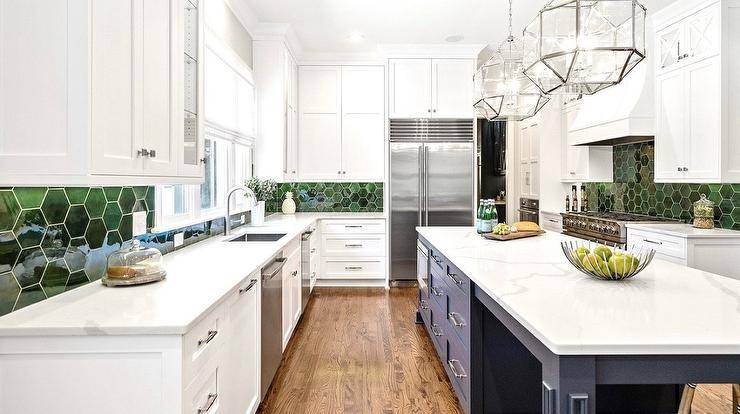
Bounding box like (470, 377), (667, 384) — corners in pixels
(418, 145), (423, 227)
(424, 145), (429, 226)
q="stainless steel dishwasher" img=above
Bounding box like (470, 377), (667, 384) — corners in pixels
(260, 255), (286, 398)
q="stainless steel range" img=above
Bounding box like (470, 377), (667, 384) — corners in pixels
(561, 212), (678, 245)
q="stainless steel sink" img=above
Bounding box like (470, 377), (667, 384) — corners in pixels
(226, 233), (286, 242)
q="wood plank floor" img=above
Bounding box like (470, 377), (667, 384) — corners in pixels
(258, 287), (463, 414)
(258, 287), (735, 413)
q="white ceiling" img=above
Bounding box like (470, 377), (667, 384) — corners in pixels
(244, 0), (674, 55)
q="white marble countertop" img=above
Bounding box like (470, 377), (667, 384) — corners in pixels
(417, 226), (740, 356)
(626, 222), (740, 238)
(0, 213), (385, 337)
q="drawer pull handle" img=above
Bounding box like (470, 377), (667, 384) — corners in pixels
(448, 312), (466, 328)
(431, 255), (442, 264)
(345, 243), (364, 248)
(197, 393), (218, 413)
(197, 330), (218, 347)
(345, 266), (363, 271)
(420, 299), (429, 310)
(430, 286), (443, 297)
(431, 323), (443, 336)
(446, 272), (463, 285)
(292, 270), (298, 277)
(448, 359), (467, 379)
(643, 238), (663, 245)
(310, 248), (317, 253)
(238, 279), (258, 295)
(345, 225), (363, 228)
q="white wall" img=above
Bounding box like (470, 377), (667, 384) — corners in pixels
(206, 0), (253, 68)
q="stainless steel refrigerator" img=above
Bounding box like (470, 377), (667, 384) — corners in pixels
(390, 119), (474, 282)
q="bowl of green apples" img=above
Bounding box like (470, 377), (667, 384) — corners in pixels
(561, 240), (655, 280)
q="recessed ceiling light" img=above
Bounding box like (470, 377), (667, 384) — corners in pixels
(445, 35), (465, 43)
(348, 32), (365, 43)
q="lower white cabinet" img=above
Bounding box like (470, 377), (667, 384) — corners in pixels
(0, 271), (261, 414)
(319, 219), (386, 286)
(560, 100), (613, 182)
(540, 211), (563, 233)
(282, 237), (302, 350)
(627, 226), (740, 281)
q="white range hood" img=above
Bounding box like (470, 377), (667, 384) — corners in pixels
(568, 61), (655, 146)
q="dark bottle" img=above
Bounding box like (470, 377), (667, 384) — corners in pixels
(565, 195), (570, 212)
(581, 184), (588, 212)
(571, 185), (578, 212)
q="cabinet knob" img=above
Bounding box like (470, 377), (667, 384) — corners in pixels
(200, 158), (207, 165)
(677, 167), (682, 172)
(427, 109), (431, 113)
(433, 109), (437, 113)
(149, 150), (156, 158)
(683, 167), (689, 171)
(137, 148), (150, 158)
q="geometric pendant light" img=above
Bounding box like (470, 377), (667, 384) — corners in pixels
(522, 0), (647, 95)
(473, 0), (551, 121)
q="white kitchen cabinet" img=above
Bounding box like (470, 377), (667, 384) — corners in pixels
(389, 58), (474, 118)
(282, 239), (301, 350)
(560, 100), (613, 182)
(222, 273), (261, 414)
(318, 219), (387, 287)
(298, 65), (385, 181)
(253, 41), (299, 181)
(653, 0), (740, 183)
(0, 0), (204, 185)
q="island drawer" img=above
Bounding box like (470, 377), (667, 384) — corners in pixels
(428, 247), (446, 274)
(321, 219), (385, 234)
(445, 328), (471, 406)
(428, 268), (448, 310)
(427, 296), (447, 360)
(443, 261), (470, 297)
(627, 229), (687, 261)
(445, 283), (471, 347)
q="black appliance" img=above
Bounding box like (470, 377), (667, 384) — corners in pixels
(477, 119), (506, 220)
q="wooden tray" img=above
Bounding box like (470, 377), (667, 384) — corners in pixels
(482, 230), (545, 241)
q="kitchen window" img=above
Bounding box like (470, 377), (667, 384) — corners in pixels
(156, 31), (255, 230)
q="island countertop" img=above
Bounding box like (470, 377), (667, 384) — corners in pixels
(416, 226), (740, 356)
(0, 213), (385, 337)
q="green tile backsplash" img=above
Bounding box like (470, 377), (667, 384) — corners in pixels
(269, 182), (384, 213)
(585, 142), (740, 230)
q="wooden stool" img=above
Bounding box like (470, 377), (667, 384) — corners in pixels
(677, 383), (740, 413)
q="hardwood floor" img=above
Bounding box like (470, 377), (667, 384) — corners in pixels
(258, 287), (463, 414)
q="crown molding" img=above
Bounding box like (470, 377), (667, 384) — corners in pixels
(377, 43), (486, 59)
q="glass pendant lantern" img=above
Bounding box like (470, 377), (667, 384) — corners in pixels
(473, 0), (550, 121)
(522, 0), (647, 95)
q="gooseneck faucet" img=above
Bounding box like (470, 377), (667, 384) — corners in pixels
(225, 186), (257, 236)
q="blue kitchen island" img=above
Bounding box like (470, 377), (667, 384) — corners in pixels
(416, 226), (740, 414)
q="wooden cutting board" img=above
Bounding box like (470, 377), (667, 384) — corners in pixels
(482, 230), (545, 241)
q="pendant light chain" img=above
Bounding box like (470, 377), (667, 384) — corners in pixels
(507, 0), (514, 42)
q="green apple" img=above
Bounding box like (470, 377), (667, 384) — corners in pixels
(607, 254), (640, 276)
(593, 245), (613, 261)
(574, 246), (590, 261)
(582, 253), (608, 275)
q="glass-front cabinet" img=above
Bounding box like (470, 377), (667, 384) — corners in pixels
(656, 2), (720, 74)
(180, 0), (205, 178)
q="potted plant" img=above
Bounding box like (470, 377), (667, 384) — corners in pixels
(245, 177), (278, 226)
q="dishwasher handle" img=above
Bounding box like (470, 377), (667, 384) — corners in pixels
(261, 257), (287, 280)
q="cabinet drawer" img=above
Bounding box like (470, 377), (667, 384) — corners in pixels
(321, 219), (385, 234)
(183, 305), (226, 387)
(183, 358), (220, 414)
(322, 258), (385, 279)
(322, 234), (385, 257)
(441, 260), (470, 297)
(428, 268), (448, 309)
(541, 212), (563, 232)
(445, 329), (471, 405)
(427, 294), (447, 361)
(627, 229), (687, 260)
(445, 280), (470, 347)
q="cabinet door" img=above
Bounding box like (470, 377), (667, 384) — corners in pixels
(530, 161), (540, 198)
(291, 258), (301, 325)
(654, 69), (686, 181)
(281, 263), (292, 350)
(299, 66), (342, 180)
(341, 66), (385, 181)
(285, 55), (298, 179)
(223, 274), (260, 414)
(389, 59), (432, 118)
(432, 59), (475, 118)
(685, 57), (720, 180)
(90, 0), (143, 175)
(0, 0), (87, 180)
(141, 0), (177, 176)
(529, 123), (540, 162)
(520, 126), (530, 164)
(656, 23), (683, 72)
(520, 163), (531, 197)
(561, 106), (588, 180)
(685, 3), (720, 63)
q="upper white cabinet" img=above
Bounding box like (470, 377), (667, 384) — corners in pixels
(253, 40), (299, 181)
(298, 65), (385, 182)
(389, 58), (475, 118)
(0, 0), (205, 185)
(519, 117), (540, 199)
(560, 99), (613, 182)
(653, 0), (740, 183)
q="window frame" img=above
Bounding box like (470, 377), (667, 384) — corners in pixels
(154, 30), (256, 231)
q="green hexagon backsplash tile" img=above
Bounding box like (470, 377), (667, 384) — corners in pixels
(0, 232), (21, 274)
(586, 142), (740, 230)
(13, 247), (47, 288)
(14, 209), (46, 248)
(14, 284), (46, 311)
(41, 259), (69, 298)
(85, 219), (106, 250)
(0, 190), (20, 232)
(267, 182), (384, 213)
(65, 187), (89, 205)
(41, 224), (70, 262)
(41, 188), (70, 225)
(85, 188), (106, 219)
(65, 205), (90, 238)
(14, 187), (47, 209)
(0, 271), (20, 315)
